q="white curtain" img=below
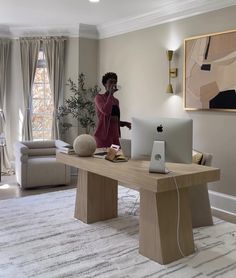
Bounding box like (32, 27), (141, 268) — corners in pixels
(43, 37), (66, 139)
(0, 39), (11, 172)
(20, 38), (41, 141)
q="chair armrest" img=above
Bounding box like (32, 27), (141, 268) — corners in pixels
(14, 141), (29, 155)
(14, 141), (29, 163)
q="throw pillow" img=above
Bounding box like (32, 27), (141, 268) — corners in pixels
(192, 150), (203, 164)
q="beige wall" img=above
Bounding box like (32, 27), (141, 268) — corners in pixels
(98, 6), (236, 197)
(79, 38), (98, 87)
(63, 37), (98, 143)
(65, 37), (79, 86)
(64, 37), (98, 89)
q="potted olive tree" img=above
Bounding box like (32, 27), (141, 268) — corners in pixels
(57, 73), (100, 135)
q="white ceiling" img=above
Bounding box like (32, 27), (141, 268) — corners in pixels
(0, 0), (236, 38)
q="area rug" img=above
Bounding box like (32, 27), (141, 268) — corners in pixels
(0, 187), (236, 278)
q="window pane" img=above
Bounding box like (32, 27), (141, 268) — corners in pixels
(44, 68), (49, 83)
(45, 84), (52, 98)
(38, 51), (44, 60)
(43, 116), (53, 130)
(34, 68), (45, 83)
(33, 84), (44, 98)
(43, 131), (51, 140)
(45, 99), (54, 113)
(32, 50), (53, 141)
(38, 59), (46, 68)
(32, 99), (45, 113)
(32, 115), (43, 130)
(33, 131), (44, 140)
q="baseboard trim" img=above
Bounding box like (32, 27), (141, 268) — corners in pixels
(211, 207), (236, 224)
(209, 190), (236, 222)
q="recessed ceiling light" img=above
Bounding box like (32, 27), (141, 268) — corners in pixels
(89, 0), (100, 3)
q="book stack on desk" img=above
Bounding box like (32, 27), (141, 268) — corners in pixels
(59, 145), (75, 154)
(93, 151), (108, 159)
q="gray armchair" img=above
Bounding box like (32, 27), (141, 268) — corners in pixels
(14, 140), (71, 189)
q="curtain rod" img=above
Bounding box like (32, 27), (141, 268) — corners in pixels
(16, 36), (67, 41)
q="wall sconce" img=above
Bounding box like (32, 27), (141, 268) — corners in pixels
(166, 50), (178, 94)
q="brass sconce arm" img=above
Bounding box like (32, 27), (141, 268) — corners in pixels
(170, 68), (178, 78)
(166, 50), (178, 93)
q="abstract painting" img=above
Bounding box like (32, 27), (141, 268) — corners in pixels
(184, 29), (236, 111)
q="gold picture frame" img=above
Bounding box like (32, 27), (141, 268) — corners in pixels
(184, 29), (236, 111)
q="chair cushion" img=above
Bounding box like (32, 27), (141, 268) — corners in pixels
(27, 156), (67, 187)
(27, 148), (56, 156)
(22, 140), (56, 149)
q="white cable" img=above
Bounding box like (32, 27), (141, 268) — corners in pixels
(173, 176), (186, 258)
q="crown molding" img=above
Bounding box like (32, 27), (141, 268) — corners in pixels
(1, 1), (235, 40)
(0, 25), (11, 38)
(98, 0), (236, 39)
(79, 24), (99, 39)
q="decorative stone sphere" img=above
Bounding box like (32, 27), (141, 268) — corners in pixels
(73, 134), (96, 157)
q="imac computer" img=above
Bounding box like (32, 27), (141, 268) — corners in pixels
(131, 117), (193, 172)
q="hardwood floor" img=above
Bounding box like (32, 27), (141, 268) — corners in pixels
(0, 174), (76, 200)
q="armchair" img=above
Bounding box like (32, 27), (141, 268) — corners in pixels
(14, 140), (71, 189)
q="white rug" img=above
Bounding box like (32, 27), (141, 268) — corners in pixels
(0, 187), (236, 278)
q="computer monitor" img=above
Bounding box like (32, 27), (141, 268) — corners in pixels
(131, 117), (193, 163)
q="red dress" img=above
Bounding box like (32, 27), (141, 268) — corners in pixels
(94, 92), (120, 148)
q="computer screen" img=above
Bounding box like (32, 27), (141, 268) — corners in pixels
(131, 117), (193, 163)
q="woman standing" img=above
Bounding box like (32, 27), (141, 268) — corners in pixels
(94, 72), (131, 148)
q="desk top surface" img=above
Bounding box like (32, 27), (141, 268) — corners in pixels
(57, 152), (220, 193)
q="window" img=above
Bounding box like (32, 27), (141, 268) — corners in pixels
(32, 50), (53, 140)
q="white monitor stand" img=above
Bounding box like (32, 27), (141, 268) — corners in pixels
(149, 141), (170, 174)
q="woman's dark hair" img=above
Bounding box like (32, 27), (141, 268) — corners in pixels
(102, 72), (117, 86)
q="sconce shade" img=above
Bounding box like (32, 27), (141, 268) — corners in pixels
(166, 50), (173, 61)
(166, 84), (174, 94)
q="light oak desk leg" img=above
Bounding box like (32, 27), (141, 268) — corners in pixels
(189, 183), (213, 228)
(139, 188), (194, 264)
(75, 169), (118, 224)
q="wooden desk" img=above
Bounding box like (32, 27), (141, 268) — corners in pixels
(57, 152), (220, 264)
